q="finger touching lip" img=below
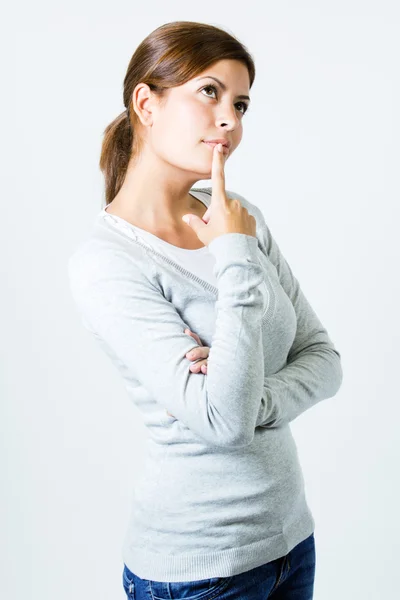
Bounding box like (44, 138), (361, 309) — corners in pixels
(202, 141), (229, 154)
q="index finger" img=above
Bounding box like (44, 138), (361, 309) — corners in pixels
(211, 143), (227, 200)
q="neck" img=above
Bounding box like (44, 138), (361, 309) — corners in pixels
(110, 152), (206, 228)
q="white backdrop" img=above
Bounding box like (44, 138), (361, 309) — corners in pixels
(3, 2), (399, 599)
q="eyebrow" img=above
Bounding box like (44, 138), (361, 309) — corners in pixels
(196, 76), (251, 102)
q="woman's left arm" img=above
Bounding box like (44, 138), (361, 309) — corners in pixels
(247, 199), (343, 429)
(174, 189), (343, 430)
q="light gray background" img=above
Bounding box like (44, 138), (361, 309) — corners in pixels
(3, 2), (399, 599)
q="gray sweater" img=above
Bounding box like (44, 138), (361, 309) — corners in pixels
(67, 186), (343, 582)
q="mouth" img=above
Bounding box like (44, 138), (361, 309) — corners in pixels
(202, 141), (230, 154)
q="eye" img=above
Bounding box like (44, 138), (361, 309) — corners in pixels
(200, 84), (249, 115)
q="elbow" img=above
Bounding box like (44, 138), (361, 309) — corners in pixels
(221, 427), (254, 449)
(222, 436), (253, 449)
(202, 434), (251, 449)
(324, 348), (343, 397)
(207, 423), (253, 449)
(208, 410), (254, 449)
(204, 402), (253, 448)
(333, 350), (344, 393)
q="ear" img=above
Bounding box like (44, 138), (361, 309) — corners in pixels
(131, 82), (159, 126)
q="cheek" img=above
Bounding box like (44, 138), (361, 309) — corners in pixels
(154, 102), (208, 150)
(233, 128), (243, 147)
(177, 99), (209, 131)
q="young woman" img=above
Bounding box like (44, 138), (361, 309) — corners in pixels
(68, 20), (342, 600)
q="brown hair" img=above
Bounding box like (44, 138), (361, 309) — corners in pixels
(99, 21), (256, 206)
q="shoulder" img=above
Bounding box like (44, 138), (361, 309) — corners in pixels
(67, 227), (153, 297)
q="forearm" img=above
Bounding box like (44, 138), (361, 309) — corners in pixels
(255, 344), (343, 428)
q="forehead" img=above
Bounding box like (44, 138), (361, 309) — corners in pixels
(196, 58), (250, 80)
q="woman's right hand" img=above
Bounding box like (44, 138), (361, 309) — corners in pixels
(181, 143), (257, 245)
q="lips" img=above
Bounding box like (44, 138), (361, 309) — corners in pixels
(203, 139), (231, 149)
(203, 141), (230, 154)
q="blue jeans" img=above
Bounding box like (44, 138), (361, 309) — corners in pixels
(122, 532), (315, 599)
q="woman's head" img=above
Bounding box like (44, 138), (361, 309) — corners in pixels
(100, 21), (255, 205)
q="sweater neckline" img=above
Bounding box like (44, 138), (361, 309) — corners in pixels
(99, 189), (211, 254)
(97, 188), (221, 295)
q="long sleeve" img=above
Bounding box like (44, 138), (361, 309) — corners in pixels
(68, 232), (274, 449)
(246, 200), (343, 429)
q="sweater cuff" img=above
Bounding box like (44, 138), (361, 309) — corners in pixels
(207, 233), (259, 266)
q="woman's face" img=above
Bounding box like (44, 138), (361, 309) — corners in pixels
(141, 59), (251, 177)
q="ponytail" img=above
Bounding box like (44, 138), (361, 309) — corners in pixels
(99, 109), (133, 206)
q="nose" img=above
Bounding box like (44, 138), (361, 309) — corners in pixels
(215, 104), (241, 131)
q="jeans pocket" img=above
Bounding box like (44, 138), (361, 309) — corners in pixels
(122, 565), (135, 599)
(149, 575), (233, 600)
